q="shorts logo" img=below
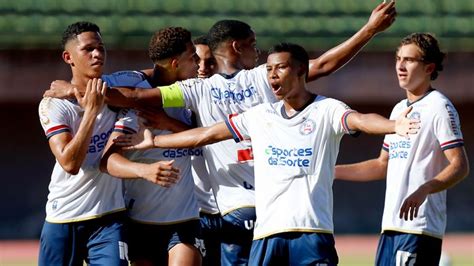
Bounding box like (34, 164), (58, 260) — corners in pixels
(194, 238), (206, 257)
(118, 241), (129, 261)
(396, 250), (416, 266)
(299, 119), (315, 135)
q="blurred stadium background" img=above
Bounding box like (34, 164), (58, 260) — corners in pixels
(0, 0), (472, 264)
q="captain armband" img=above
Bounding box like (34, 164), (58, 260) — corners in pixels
(160, 83), (186, 108)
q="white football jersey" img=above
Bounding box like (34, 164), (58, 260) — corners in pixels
(105, 71), (199, 224)
(192, 154), (220, 214)
(165, 65), (277, 214)
(381, 90), (464, 238)
(226, 95), (354, 239)
(38, 98), (125, 223)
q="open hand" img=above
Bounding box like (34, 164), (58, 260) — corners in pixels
(113, 127), (155, 150)
(366, 1), (397, 35)
(75, 78), (107, 114)
(399, 186), (429, 221)
(395, 106), (420, 139)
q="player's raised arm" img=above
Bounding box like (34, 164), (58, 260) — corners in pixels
(114, 122), (233, 150)
(308, 1), (396, 81)
(345, 106), (419, 137)
(44, 81), (165, 109)
(47, 78), (106, 174)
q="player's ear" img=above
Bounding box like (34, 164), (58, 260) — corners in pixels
(425, 62), (435, 76)
(231, 40), (241, 54)
(297, 63), (306, 77)
(170, 58), (179, 70)
(62, 50), (73, 66)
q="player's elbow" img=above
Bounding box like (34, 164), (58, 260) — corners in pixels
(61, 163), (81, 175)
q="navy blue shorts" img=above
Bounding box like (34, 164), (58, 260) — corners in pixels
(375, 230), (442, 266)
(128, 219), (202, 264)
(38, 211), (128, 266)
(199, 212), (224, 266)
(221, 207), (256, 266)
(250, 232), (338, 266)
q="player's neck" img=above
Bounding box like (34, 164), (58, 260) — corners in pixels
(213, 50), (243, 75)
(283, 90), (316, 117)
(406, 82), (432, 103)
(149, 65), (176, 86)
(70, 72), (101, 88)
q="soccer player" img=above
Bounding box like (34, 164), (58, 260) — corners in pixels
(335, 33), (469, 265)
(113, 42), (419, 265)
(44, 2), (398, 264)
(37, 22), (129, 265)
(192, 35), (222, 266)
(194, 35), (217, 79)
(100, 27), (203, 266)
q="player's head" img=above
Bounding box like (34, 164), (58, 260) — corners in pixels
(61, 21), (105, 79)
(193, 35), (216, 78)
(207, 19), (258, 69)
(395, 33), (445, 91)
(266, 43), (309, 99)
(148, 27), (198, 80)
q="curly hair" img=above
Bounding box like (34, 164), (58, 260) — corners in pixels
(61, 21), (101, 49)
(148, 27), (192, 63)
(207, 20), (253, 52)
(398, 33), (446, 80)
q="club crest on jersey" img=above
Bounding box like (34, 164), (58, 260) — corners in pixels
(299, 119), (315, 135)
(409, 111), (421, 120)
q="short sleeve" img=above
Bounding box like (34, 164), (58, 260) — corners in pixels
(38, 98), (72, 139)
(102, 71), (146, 88)
(225, 112), (251, 143)
(328, 99), (357, 135)
(114, 108), (139, 134)
(434, 103), (464, 150)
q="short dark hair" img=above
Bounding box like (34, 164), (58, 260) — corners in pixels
(148, 27), (192, 63)
(398, 33), (445, 80)
(269, 43), (309, 79)
(193, 35), (209, 46)
(207, 20), (253, 52)
(61, 21), (101, 49)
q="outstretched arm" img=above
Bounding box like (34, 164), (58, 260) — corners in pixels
(100, 131), (180, 187)
(335, 149), (389, 181)
(114, 122), (233, 150)
(44, 81), (164, 109)
(346, 107), (420, 137)
(399, 146), (469, 221)
(308, 1), (396, 81)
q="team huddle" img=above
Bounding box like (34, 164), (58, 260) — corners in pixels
(38, 1), (469, 265)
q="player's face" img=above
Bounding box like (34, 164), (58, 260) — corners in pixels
(195, 44), (216, 78)
(266, 52), (302, 100)
(396, 44), (432, 93)
(63, 31), (105, 79)
(175, 42), (199, 80)
(239, 31), (259, 70)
